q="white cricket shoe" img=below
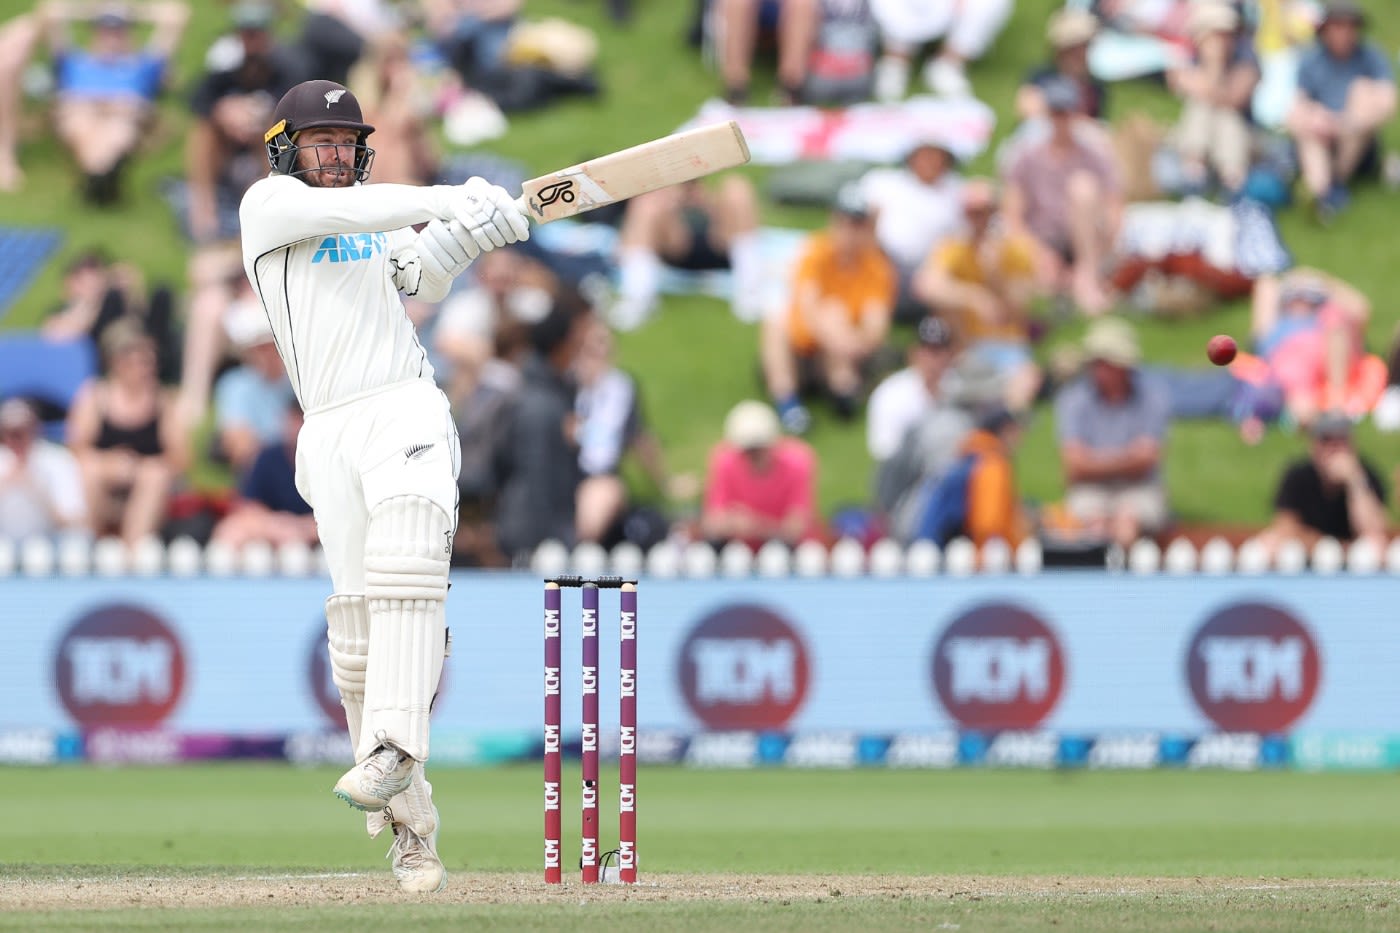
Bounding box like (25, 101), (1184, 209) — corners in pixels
(873, 56), (910, 103)
(388, 809), (447, 893)
(333, 744), (414, 811)
(923, 57), (971, 98)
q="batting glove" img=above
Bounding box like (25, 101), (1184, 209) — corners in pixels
(452, 177), (531, 254)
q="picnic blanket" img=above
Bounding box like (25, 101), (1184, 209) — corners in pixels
(678, 95), (996, 165)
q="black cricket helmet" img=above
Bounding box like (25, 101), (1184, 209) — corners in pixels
(264, 79), (376, 183)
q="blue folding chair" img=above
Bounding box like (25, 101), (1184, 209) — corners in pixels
(0, 333), (98, 441)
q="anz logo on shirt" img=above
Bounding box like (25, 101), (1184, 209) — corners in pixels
(311, 232), (388, 264)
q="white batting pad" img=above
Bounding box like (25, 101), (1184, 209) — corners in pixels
(326, 594), (369, 752)
(360, 495), (451, 762)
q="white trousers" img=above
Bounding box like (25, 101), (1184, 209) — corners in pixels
(296, 379), (461, 593)
(871, 0), (1013, 58)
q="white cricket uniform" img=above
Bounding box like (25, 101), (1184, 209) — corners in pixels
(239, 174), (464, 594)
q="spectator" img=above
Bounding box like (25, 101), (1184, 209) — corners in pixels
(866, 313), (958, 465)
(700, 399), (819, 550)
(180, 2), (302, 245)
(40, 0), (190, 204)
(913, 178), (1041, 410)
(858, 136), (964, 320)
(1286, 0), (1396, 221)
(1232, 267), (1388, 430)
(1251, 410), (1388, 557)
(1003, 75), (1123, 316)
(212, 304), (294, 475)
(1165, 2), (1260, 196)
(874, 350), (1003, 543)
(348, 31), (440, 187)
(761, 183), (896, 433)
(66, 320), (186, 546)
(0, 11), (42, 191)
(1055, 317), (1171, 548)
(493, 292), (591, 563)
(0, 398), (89, 542)
(434, 247), (559, 399)
(573, 316), (694, 546)
(710, 0), (822, 104)
(909, 403), (1028, 548)
(424, 0), (522, 87)
(1017, 8), (1104, 122)
(870, 0), (1012, 100)
(210, 400), (317, 549)
(610, 175), (763, 330)
(296, 0), (401, 86)
(42, 251), (180, 382)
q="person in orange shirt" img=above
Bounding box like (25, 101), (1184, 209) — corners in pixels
(914, 178), (1042, 411)
(760, 183), (897, 434)
(910, 404), (1029, 548)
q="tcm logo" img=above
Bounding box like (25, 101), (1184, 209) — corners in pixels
(931, 603), (1066, 730)
(1186, 603), (1321, 732)
(677, 605), (811, 730)
(53, 605), (186, 728)
(312, 232), (388, 263)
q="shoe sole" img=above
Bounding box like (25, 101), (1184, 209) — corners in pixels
(333, 781), (410, 811)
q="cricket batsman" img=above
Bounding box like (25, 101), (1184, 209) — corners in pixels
(239, 79), (531, 892)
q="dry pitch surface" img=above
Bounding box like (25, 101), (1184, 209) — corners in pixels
(4, 871), (1397, 908)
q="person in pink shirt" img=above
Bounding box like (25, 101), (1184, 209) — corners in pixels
(701, 399), (820, 550)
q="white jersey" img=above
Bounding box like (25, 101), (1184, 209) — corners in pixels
(239, 174), (463, 412)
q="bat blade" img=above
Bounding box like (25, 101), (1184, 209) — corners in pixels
(516, 121), (751, 224)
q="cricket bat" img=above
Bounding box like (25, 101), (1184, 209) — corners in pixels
(515, 121), (751, 224)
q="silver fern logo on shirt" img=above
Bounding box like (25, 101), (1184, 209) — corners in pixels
(311, 232), (388, 264)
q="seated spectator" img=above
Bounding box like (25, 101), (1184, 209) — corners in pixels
(434, 247), (559, 399)
(1165, 2), (1260, 197)
(1017, 8), (1104, 122)
(909, 403), (1028, 548)
(348, 31), (440, 187)
(710, 0), (822, 105)
(0, 398), (90, 542)
(1003, 76), (1123, 315)
(40, 0), (190, 204)
(700, 399), (819, 550)
(180, 2), (302, 245)
(425, 0), (522, 87)
(66, 320), (186, 546)
(610, 175), (763, 330)
(212, 304), (294, 475)
(913, 178), (1041, 410)
(1231, 266), (1388, 430)
(1055, 318), (1171, 548)
(493, 291), (591, 563)
(874, 350), (1003, 543)
(870, 0), (1012, 100)
(761, 183), (896, 433)
(296, 0), (400, 86)
(573, 316), (694, 546)
(1285, 1), (1396, 221)
(866, 313), (957, 466)
(0, 11), (42, 191)
(1250, 410), (1388, 557)
(210, 400), (317, 549)
(858, 136), (964, 321)
(42, 251), (180, 383)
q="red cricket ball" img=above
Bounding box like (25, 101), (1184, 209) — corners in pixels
(1207, 334), (1237, 366)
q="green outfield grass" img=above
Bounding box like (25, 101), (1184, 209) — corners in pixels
(5, 765), (1400, 930)
(5, 0), (1400, 524)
